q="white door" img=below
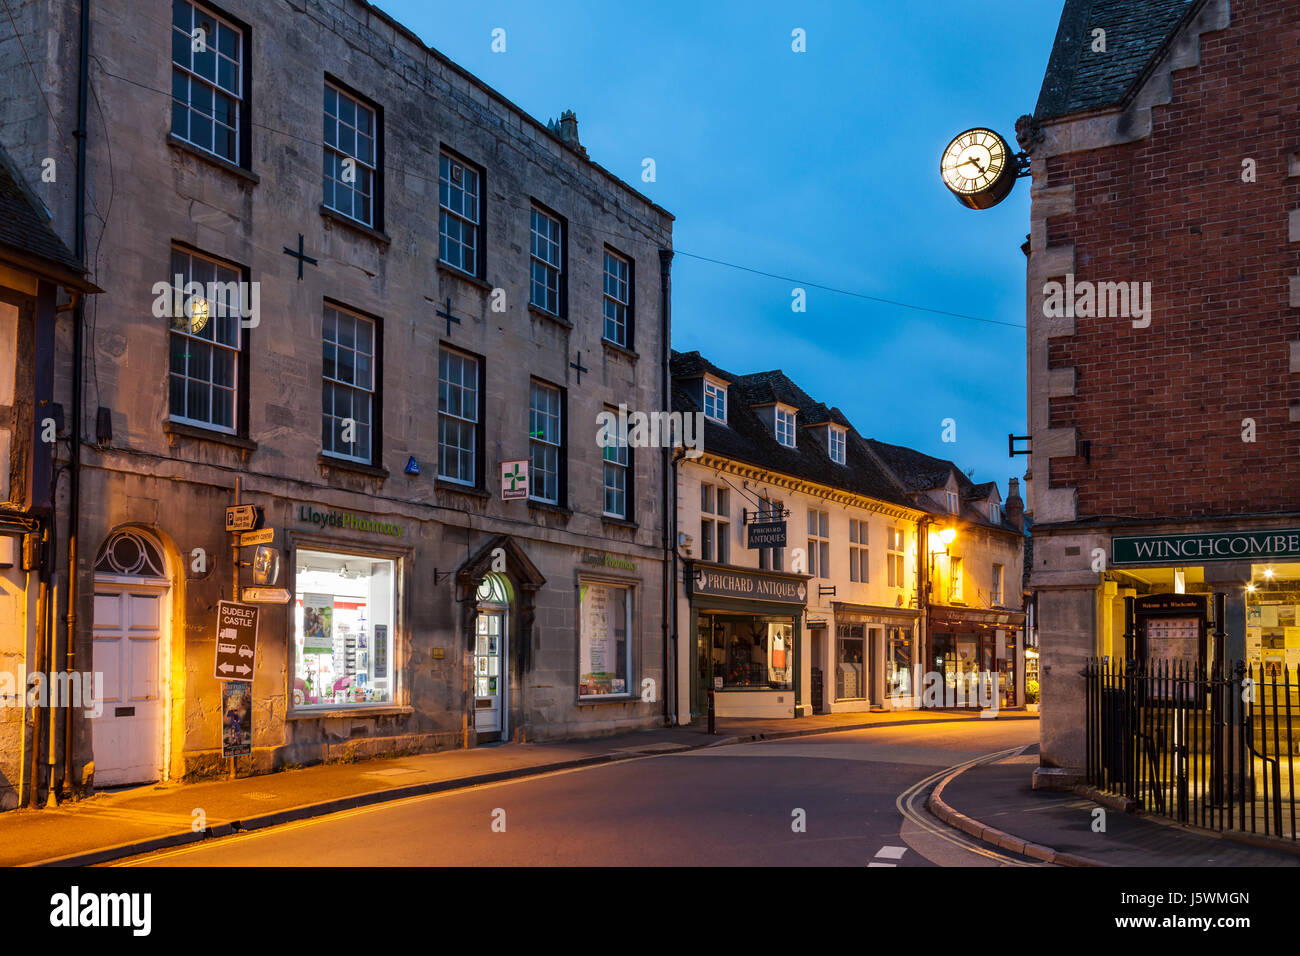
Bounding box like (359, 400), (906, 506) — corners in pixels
(473, 610), (506, 736)
(92, 582), (166, 786)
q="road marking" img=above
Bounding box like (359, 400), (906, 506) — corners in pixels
(867, 862), (896, 867)
(875, 845), (908, 860)
(895, 746), (1046, 867)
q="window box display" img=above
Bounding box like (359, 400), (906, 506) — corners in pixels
(294, 550), (396, 708)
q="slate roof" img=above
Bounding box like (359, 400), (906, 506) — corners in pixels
(671, 351), (914, 510)
(1034, 0), (1198, 121)
(672, 351), (1025, 540)
(0, 142), (87, 283)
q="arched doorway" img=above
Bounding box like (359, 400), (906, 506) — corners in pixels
(91, 528), (170, 786)
(473, 573), (513, 740)
(457, 534), (546, 744)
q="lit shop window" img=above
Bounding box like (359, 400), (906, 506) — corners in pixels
(837, 624), (866, 700)
(294, 550), (395, 707)
(579, 581), (632, 697)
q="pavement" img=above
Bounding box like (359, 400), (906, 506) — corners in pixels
(0, 708), (1025, 867)
(929, 745), (1300, 866)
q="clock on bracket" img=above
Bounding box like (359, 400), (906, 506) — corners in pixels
(940, 127), (1018, 210)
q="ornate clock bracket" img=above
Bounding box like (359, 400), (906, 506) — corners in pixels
(1013, 114), (1044, 179)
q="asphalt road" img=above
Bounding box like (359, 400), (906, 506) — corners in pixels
(112, 721), (1040, 867)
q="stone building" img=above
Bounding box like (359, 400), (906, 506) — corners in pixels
(670, 351), (1025, 720)
(867, 444), (1028, 709)
(1024, 0), (1300, 784)
(1, 0), (673, 800)
(0, 144), (100, 809)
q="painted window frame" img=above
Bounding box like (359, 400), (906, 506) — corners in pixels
(166, 243), (248, 435)
(321, 300), (380, 465)
(775, 406), (797, 448)
(529, 378), (564, 505)
(323, 78), (381, 228)
(602, 403), (630, 519)
(438, 148), (485, 278)
(529, 203), (565, 316)
(577, 579), (634, 700)
(437, 345), (482, 486)
(602, 247), (632, 347)
(828, 425), (846, 464)
(703, 378), (727, 424)
(170, 0), (248, 166)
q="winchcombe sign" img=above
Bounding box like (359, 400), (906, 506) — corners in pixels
(1113, 529), (1300, 565)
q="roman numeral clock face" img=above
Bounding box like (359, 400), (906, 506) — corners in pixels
(940, 128), (1017, 210)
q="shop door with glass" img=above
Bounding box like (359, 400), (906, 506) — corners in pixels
(474, 610), (506, 736)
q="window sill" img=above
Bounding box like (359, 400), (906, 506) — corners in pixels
(166, 134), (259, 184)
(527, 304), (572, 329)
(163, 420), (258, 453)
(318, 454), (389, 480)
(287, 704), (413, 720)
(436, 262), (493, 293)
(601, 338), (638, 361)
(601, 515), (638, 530)
(435, 478), (491, 499)
(319, 205), (391, 245)
(527, 499), (573, 518)
(576, 695), (635, 706)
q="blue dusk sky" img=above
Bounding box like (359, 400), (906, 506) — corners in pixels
(375, 0), (1066, 492)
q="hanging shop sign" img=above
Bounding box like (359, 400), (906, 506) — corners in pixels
(239, 528), (275, 546)
(214, 600), (259, 680)
(746, 521), (787, 549)
(501, 459), (529, 500)
(691, 566), (807, 605)
(297, 504), (405, 538)
(1113, 529), (1300, 566)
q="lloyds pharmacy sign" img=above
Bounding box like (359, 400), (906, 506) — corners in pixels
(1112, 529), (1300, 566)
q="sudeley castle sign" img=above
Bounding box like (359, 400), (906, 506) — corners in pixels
(1113, 529), (1300, 565)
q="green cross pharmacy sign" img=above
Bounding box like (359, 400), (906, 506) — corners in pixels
(501, 459), (529, 500)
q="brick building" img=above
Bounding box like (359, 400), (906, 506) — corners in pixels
(1025, 0), (1300, 783)
(0, 0), (673, 802)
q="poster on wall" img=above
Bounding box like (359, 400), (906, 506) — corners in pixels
(222, 680), (252, 758)
(302, 593), (334, 653)
(1247, 626), (1263, 662)
(580, 584), (613, 695)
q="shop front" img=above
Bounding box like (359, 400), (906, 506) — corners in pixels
(827, 604), (920, 711)
(926, 606), (1024, 709)
(688, 563), (808, 719)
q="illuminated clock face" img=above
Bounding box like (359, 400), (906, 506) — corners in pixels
(940, 128), (1008, 196)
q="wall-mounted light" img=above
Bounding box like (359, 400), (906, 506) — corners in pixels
(939, 527), (957, 546)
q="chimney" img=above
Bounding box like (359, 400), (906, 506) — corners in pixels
(1004, 477), (1024, 531)
(548, 110), (587, 157)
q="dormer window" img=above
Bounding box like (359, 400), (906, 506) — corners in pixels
(829, 426), (846, 464)
(946, 491), (959, 514)
(703, 379), (727, 423)
(775, 407), (796, 447)
(989, 502), (1000, 523)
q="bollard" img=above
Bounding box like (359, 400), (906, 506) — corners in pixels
(707, 687), (716, 735)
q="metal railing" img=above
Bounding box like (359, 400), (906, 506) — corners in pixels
(1084, 657), (1299, 840)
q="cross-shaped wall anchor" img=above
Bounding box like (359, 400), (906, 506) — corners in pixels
(569, 351), (589, 385)
(283, 233), (318, 280)
(435, 297), (463, 337)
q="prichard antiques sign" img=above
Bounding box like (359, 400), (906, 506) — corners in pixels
(691, 566), (807, 605)
(746, 521), (787, 549)
(1113, 529), (1300, 565)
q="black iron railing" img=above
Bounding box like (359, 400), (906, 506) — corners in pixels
(1084, 658), (1299, 840)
